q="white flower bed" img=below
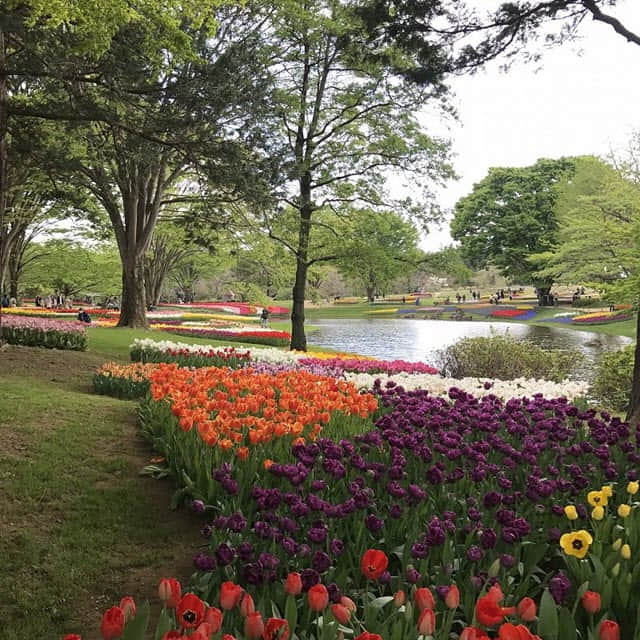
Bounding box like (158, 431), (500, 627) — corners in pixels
(343, 372), (590, 402)
(130, 338), (300, 363)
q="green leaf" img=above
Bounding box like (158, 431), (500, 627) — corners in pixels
(153, 608), (174, 640)
(537, 589), (559, 640)
(122, 601), (150, 640)
(557, 607), (577, 640)
(369, 596), (394, 610)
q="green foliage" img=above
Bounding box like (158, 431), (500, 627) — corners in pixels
(419, 246), (474, 286)
(435, 333), (580, 382)
(337, 210), (421, 299)
(592, 344), (635, 412)
(451, 158), (576, 285)
(92, 373), (150, 400)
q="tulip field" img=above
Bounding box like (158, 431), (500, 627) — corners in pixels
(51, 333), (636, 640)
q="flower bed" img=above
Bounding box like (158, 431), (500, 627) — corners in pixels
(1, 314), (87, 350)
(130, 339), (252, 368)
(572, 311), (631, 325)
(490, 309), (536, 320)
(134, 370), (640, 635)
(93, 362), (160, 399)
(161, 326), (291, 347)
(139, 364), (377, 497)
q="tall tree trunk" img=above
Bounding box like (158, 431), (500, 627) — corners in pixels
(290, 175), (312, 351)
(627, 304), (640, 424)
(118, 251), (148, 327)
(0, 29), (8, 302)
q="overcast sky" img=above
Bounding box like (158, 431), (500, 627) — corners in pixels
(420, 1), (640, 252)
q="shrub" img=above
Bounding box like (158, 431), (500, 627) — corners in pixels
(592, 344), (634, 412)
(435, 333), (580, 382)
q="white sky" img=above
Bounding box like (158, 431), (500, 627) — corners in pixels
(420, 0), (640, 251)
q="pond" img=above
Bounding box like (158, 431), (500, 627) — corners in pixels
(306, 318), (632, 381)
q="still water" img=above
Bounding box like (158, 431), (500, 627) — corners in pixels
(306, 318), (632, 380)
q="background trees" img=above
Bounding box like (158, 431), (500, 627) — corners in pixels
(451, 158), (576, 303)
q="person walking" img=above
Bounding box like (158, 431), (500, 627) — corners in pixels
(260, 306), (270, 328)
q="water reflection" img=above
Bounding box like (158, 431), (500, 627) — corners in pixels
(306, 318), (632, 381)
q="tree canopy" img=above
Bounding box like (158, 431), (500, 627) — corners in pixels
(451, 157), (576, 295)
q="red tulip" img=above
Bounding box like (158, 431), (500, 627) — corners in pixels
(263, 617), (290, 640)
(360, 549), (389, 580)
(475, 594), (516, 627)
(460, 628), (490, 640)
(196, 622), (212, 638)
(415, 587), (435, 611)
(417, 609), (436, 635)
(240, 593), (256, 617)
(308, 584), (329, 611)
(220, 582), (243, 610)
(100, 606), (125, 640)
(445, 585), (460, 609)
(119, 597), (136, 622)
(582, 591), (601, 615)
(599, 620), (621, 640)
(222, 636), (237, 640)
(204, 607), (223, 633)
(487, 584), (504, 603)
(189, 632), (208, 640)
(355, 633), (382, 640)
(159, 578), (182, 608)
(516, 597), (536, 622)
(285, 572), (302, 595)
(62, 635), (82, 640)
(331, 604), (352, 625)
(176, 593), (206, 629)
(244, 612), (265, 639)
(394, 590), (405, 607)
(340, 596), (357, 612)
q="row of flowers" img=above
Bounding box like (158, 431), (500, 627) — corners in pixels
(64, 557), (624, 639)
(1, 314), (87, 350)
(129, 339), (438, 376)
(156, 326), (292, 347)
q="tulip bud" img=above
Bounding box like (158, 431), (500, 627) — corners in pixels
(285, 572), (302, 596)
(393, 590), (406, 607)
(417, 609), (436, 635)
(244, 612), (264, 639)
(516, 597), (536, 622)
(599, 619), (621, 640)
(340, 596), (357, 612)
(100, 607), (125, 640)
(627, 481), (639, 495)
(581, 591), (601, 615)
(487, 558), (501, 578)
(618, 504), (631, 518)
(240, 593), (255, 617)
(612, 563), (620, 577)
(564, 505), (578, 520)
(331, 604), (351, 625)
(414, 587), (435, 611)
(119, 597), (136, 622)
(308, 584), (329, 611)
(158, 578), (181, 609)
(592, 506), (605, 520)
(612, 538), (623, 551)
(621, 544), (631, 560)
(445, 585), (460, 610)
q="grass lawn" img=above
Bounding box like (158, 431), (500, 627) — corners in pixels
(0, 340), (210, 640)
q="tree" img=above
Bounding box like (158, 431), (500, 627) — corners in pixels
(53, 9), (270, 326)
(419, 246), (474, 287)
(337, 210), (420, 301)
(0, 1), (230, 309)
(21, 240), (121, 298)
(451, 158), (576, 302)
(258, 0), (453, 350)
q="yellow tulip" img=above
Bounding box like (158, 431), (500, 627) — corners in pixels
(612, 538), (623, 551)
(587, 490), (608, 507)
(564, 505), (578, 520)
(591, 506), (605, 520)
(618, 504), (631, 518)
(621, 544), (632, 560)
(560, 530), (593, 559)
(628, 481), (639, 495)
(601, 485), (613, 498)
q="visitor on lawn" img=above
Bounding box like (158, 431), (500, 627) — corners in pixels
(77, 308), (91, 324)
(260, 306), (270, 328)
